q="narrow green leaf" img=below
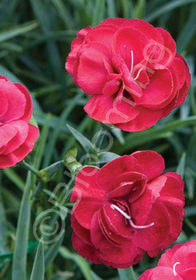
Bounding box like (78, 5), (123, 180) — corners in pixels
(92, 0), (105, 26)
(118, 267), (137, 280)
(122, 0), (134, 18)
(43, 93), (82, 166)
(33, 113), (51, 169)
(67, 124), (95, 153)
(99, 152), (120, 163)
(177, 4), (196, 53)
(185, 206), (196, 217)
(0, 64), (21, 83)
(0, 185), (7, 256)
(12, 172), (32, 280)
(0, 21), (38, 43)
(45, 233), (64, 269)
(116, 117), (196, 154)
(134, 0), (146, 18)
(3, 168), (25, 191)
(145, 0), (196, 22)
(185, 168), (195, 199)
(106, 0), (116, 18)
(176, 153), (186, 178)
(59, 247), (94, 280)
(30, 241), (45, 280)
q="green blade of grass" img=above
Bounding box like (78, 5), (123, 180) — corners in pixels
(0, 21), (38, 43)
(30, 241), (45, 280)
(177, 4), (196, 53)
(118, 267), (137, 280)
(59, 247), (94, 280)
(67, 124), (95, 154)
(92, 0), (105, 26)
(106, 0), (116, 18)
(12, 172), (32, 280)
(145, 0), (196, 22)
(33, 113), (51, 169)
(114, 117), (196, 154)
(45, 233), (64, 270)
(176, 153), (186, 178)
(3, 168), (25, 191)
(122, 0), (134, 18)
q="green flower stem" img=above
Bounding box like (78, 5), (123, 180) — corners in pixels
(22, 160), (40, 176)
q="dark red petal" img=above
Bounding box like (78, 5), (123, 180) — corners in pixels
(0, 124), (39, 169)
(70, 166), (105, 202)
(2, 121), (29, 154)
(65, 26), (91, 76)
(131, 150), (165, 181)
(170, 56), (187, 89)
(72, 200), (102, 229)
(136, 202), (170, 252)
(91, 210), (123, 251)
(113, 27), (148, 69)
(100, 206), (132, 245)
(131, 188), (153, 226)
(0, 90), (8, 118)
(147, 175), (167, 198)
(72, 232), (101, 264)
(108, 171), (147, 202)
(84, 92), (140, 124)
(154, 27), (176, 68)
(139, 267), (181, 280)
(1, 79), (26, 122)
(101, 203), (134, 239)
(115, 107), (162, 132)
(122, 19), (163, 43)
(15, 83), (33, 122)
(100, 18), (127, 27)
(158, 244), (182, 266)
(135, 69), (174, 109)
(181, 269), (196, 280)
(0, 124), (17, 150)
(96, 155), (141, 191)
(159, 172), (184, 204)
(155, 202), (184, 250)
(71, 214), (91, 243)
(75, 42), (111, 95)
(85, 25), (115, 50)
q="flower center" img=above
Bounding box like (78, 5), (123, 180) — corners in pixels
(111, 204), (154, 229)
(173, 262), (181, 276)
(130, 50), (149, 88)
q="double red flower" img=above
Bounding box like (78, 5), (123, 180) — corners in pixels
(66, 18), (190, 131)
(139, 240), (196, 279)
(0, 76), (39, 168)
(70, 151), (185, 268)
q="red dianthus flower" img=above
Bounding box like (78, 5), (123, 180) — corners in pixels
(0, 76), (39, 168)
(70, 150), (185, 268)
(139, 240), (196, 280)
(66, 18), (190, 132)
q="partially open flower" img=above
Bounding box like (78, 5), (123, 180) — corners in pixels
(0, 76), (39, 168)
(70, 150), (185, 268)
(66, 18), (191, 132)
(139, 240), (196, 280)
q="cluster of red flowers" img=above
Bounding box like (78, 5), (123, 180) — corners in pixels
(0, 76), (39, 168)
(66, 17), (194, 277)
(0, 16), (193, 278)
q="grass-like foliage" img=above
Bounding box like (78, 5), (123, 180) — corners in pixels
(0, 0), (196, 279)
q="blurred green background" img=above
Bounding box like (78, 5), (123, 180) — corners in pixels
(0, 0), (196, 279)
